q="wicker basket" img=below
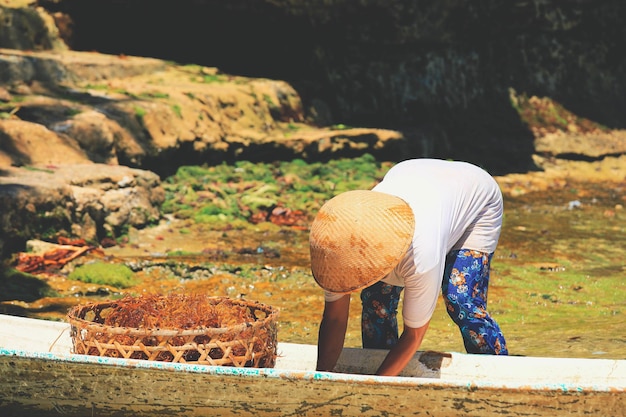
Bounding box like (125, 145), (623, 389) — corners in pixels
(67, 295), (279, 368)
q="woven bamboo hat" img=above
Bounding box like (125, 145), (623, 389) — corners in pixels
(309, 190), (415, 293)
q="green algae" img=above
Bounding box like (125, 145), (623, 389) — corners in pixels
(68, 262), (138, 289)
(161, 154), (389, 228)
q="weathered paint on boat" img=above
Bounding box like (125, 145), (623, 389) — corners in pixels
(0, 314), (624, 417)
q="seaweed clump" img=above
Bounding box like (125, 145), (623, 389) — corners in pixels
(99, 293), (255, 329)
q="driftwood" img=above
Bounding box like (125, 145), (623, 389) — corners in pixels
(14, 238), (103, 274)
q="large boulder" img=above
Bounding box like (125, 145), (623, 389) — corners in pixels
(0, 163), (164, 258)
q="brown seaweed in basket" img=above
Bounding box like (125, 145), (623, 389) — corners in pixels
(102, 294), (255, 330)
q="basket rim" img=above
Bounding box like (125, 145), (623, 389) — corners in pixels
(67, 295), (279, 336)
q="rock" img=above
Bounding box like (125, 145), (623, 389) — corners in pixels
(25, 239), (75, 255)
(0, 47), (166, 84)
(50, 110), (124, 165)
(0, 164), (164, 257)
(0, 49), (407, 175)
(0, 118), (88, 166)
(535, 130), (626, 159)
(0, 3), (67, 51)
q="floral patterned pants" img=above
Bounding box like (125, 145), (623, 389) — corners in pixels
(361, 249), (508, 355)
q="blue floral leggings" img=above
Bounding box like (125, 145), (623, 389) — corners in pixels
(361, 249), (508, 355)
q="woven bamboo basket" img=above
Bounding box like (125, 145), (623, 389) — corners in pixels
(67, 295), (279, 368)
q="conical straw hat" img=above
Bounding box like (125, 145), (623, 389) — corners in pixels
(309, 190), (415, 293)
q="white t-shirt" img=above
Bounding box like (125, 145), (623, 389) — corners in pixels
(324, 159), (503, 328)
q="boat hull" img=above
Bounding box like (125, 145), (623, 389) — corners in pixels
(0, 314), (624, 417)
(1, 348), (624, 417)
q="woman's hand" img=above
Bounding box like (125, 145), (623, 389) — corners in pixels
(375, 321), (430, 376)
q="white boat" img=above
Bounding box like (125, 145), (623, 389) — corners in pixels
(0, 313), (624, 416)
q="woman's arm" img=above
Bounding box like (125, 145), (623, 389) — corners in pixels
(375, 321), (430, 376)
(316, 294), (351, 372)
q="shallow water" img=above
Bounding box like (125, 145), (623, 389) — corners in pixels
(2, 178), (625, 360)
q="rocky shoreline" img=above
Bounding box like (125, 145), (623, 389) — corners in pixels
(0, 47), (408, 257)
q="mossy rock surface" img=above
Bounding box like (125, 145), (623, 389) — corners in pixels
(69, 262), (137, 288)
